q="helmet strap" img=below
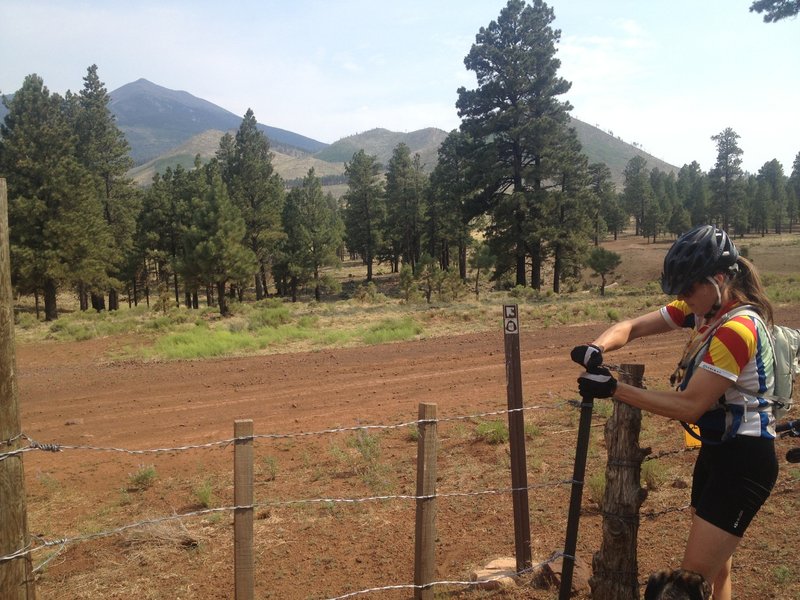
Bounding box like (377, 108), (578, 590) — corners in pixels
(705, 275), (722, 318)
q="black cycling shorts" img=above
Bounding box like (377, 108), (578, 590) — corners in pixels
(691, 433), (778, 537)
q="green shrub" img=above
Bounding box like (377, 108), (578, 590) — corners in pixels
(128, 465), (157, 491)
(361, 317), (422, 345)
(476, 420), (509, 444)
(587, 472), (606, 507)
(261, 456), (278, 481)
(194, 478), (214, 508)
(641, 460), (667, 490)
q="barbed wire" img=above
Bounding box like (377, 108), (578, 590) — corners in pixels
(4, 398), (796, 598)
(321, 552), (567, 600)
(0, 479), (577, 564)
(0, 402), (569, 461)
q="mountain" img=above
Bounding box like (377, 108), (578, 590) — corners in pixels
(109, 79), (328, 164)
(2, 78), (679, 189)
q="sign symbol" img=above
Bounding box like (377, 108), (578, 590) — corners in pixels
(503, 304), (519, 335)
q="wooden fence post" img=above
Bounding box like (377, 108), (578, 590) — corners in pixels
(590, 363), (648, 600)
(502, 304), (532, 572)
(0, 178), (36, 600)
(414, 403), (438, 600)
(234, 419), (254, 600)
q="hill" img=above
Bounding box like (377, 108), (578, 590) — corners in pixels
(314, 127), (448, 171)
(569, 118), (678, 183)
(128, 129), (346, 187)
(109, 79), (327, 164)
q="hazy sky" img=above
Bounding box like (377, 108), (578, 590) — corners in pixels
(2, 0), (798, 174)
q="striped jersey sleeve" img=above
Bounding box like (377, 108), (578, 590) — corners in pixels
(660, 300), (694, 329)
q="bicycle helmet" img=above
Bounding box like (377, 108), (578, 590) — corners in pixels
(661, 225), (738, 295)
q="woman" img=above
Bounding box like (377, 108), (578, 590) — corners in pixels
(572, 225), (779, 600)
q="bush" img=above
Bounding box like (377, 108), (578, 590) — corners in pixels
(128, 465), (157, 491)
(476, 420), (509, 444)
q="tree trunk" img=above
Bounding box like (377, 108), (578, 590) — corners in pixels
(553, 247), (562, 294)
(459, 243), (467, 281)
(173, 272), (180, 308)
(216, 281), (229, 316)
(254, 272), (264, 300)
(260, 263), (269, 297)
(531, 241), (542, 291)
(108, 289), (119, 311)
(44, 278), (58, 321)
(78, 283), (89, 311)
(34, 290), (40, 320)
(91, 292), (105, 312)
(590, 364), (648, 600)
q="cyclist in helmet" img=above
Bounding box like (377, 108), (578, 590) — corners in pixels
(571, 225), (778, 600)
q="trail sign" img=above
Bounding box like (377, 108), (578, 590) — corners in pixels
(503, 304), (519, 335)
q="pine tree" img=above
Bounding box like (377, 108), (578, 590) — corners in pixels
(185, 167), (256, 316)
(756, 159), (787, 233)
(226, 109), (284, 299)
(343, 150), (385, 282)
(426, 131), (475, 278)
(279, 168), (343, 301)
(0, 74), (112, 320)
(621, 155), (654, 237)
(384, 143), (427, 273)
(74, 64), (139, 310)
(788, 152), (800, 233)
(709, 127), (745, 232)
(545, 127), (593, 292)
(456, 0), (572, 288)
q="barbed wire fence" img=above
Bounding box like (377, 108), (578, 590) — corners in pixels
(6, 399), (794, 599)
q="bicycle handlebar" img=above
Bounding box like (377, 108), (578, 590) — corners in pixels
(775, 419), (800, 435)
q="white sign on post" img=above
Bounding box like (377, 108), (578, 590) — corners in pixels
(503, 304), (519, 335)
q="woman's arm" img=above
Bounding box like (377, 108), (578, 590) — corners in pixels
(592, 309), (674, 352)
(613, 367), (731, 422)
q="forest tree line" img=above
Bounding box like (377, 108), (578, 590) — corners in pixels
(1, 1), (799, 321)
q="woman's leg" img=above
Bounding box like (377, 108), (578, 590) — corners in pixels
(712, 556), (733, 599)
(682, 513), (739, 600)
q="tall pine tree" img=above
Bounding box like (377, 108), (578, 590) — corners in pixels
(456, 0), (572, 289)
(225, 109), (284, 299)
(0, 74), (112, 320)
(343, 150), (385, 282)
(74, 64), (139, 310)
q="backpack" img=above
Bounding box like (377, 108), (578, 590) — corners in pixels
(723, 305), (800, 419)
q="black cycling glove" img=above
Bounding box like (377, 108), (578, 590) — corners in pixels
(577, 367), (617, 399)
(570, 343), (604, 371)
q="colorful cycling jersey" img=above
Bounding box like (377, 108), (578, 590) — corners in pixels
(660, 300), (776, 439)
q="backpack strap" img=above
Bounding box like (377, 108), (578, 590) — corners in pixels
(723, 306), (788, 409)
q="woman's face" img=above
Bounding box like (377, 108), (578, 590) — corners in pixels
(677, 276), (723, 316)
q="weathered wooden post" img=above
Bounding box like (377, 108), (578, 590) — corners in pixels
(590, 364), (648, 600)
(234, 419), (254, 600)
(0, 178), (36, 599)
(414, 402), (438, 600)
(502, 304), (532, 573)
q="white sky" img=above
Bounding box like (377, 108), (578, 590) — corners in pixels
(2, 0), (798, 174)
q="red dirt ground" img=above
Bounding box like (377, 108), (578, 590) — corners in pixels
(11, 301), (800, 600)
